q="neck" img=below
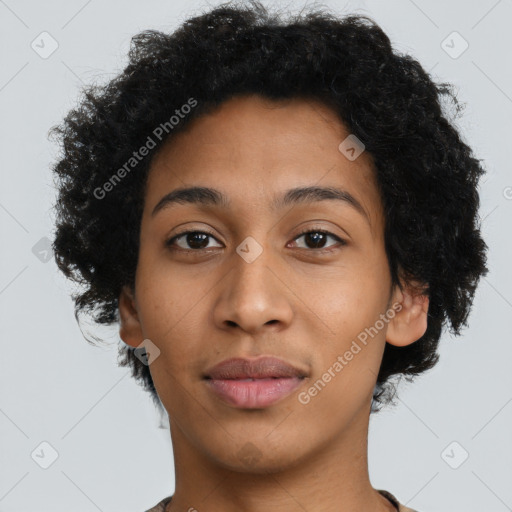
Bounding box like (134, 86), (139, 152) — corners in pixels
(165, 400), (395, 512)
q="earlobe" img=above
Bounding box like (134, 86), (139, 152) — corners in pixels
(386, 284), (429, 347)
(118, 284), (144, 348)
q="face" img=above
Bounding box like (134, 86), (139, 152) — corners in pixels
(119, 94), (426, 473)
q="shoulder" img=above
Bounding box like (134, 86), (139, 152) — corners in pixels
(144, 495), (173, 512)
(377, 489), (420, 512)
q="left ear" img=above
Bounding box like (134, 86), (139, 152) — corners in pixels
(386, 280), (429, 347)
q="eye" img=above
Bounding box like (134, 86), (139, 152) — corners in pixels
(165, 230), (222, 251)
(290, 228), (346, 251)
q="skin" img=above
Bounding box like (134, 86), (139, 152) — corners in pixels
(118, 94), (429, 512)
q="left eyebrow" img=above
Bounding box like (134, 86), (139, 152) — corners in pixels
(151, 185), (370, 226)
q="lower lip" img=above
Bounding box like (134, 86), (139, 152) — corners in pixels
(205, 377), (304, 408)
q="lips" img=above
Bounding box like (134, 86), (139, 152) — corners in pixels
(204, 356), (307, 380)
(203, 356), (308, 408)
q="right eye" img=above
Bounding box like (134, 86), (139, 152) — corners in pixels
(165, 230), (223, 251)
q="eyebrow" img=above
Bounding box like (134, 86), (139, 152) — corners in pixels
(151, 185), (370, 225)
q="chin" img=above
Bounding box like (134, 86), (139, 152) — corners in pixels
(207, 439), (307, 475)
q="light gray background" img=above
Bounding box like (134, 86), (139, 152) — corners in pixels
(1, 0), (510, 511)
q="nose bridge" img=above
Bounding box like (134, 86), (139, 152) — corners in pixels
(213, 233), (293, 332)
(230, 234), (276, 305)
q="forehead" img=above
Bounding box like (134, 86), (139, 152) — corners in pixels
(145, 94), (384, 232)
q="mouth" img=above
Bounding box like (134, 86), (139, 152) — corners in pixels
(203, 356), (308, 409)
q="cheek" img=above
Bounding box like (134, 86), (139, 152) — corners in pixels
(134, 254), (213, 374)
(300, 284), (390, 419)
(308, 254), (391, 381)
(134, 246), (204, 335)
(315, 262), (390, 339)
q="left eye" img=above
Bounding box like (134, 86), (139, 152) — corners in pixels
(291, 229), (345, 250)
(165, 229), (345, 252)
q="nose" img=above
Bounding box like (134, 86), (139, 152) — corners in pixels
(212, 239), (294, 335)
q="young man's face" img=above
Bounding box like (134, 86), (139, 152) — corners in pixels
(119, 94), (427, 472)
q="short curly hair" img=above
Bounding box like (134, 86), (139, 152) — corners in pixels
(49, 0), (488, 412)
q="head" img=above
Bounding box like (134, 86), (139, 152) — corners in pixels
(50, 0), (488, 469)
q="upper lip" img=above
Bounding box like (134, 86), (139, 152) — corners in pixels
(204, 356), (308, 380)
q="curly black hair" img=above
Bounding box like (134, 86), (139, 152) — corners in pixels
(49, 0), (488, 412)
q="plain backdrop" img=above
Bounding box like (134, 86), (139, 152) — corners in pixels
(1, 0), (511, 511)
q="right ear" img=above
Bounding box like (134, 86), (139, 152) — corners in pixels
(118, 285), (144, 348)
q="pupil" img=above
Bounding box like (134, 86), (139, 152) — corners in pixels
(188, 233), (209, 249)
(306, 232), (325, 248)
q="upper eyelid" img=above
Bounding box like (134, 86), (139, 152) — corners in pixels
(169, 230), (222, 246)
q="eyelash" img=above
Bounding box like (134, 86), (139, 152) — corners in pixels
(164, 227), (346, 254)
